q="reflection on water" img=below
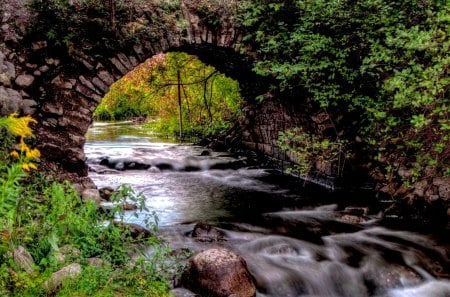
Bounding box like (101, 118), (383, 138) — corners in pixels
(86, 121), (179, 143)
(85, 122), (450, 297)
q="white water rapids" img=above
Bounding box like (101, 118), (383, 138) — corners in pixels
(85, 122), (450, 297)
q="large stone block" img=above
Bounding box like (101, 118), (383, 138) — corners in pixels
(15, 74), (34, 88)
(0, 86), (22, 115)
(182, 248), (256, 297)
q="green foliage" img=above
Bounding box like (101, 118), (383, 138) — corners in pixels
(0, 116), (176, 296)
(95, 52), (243, 138)
(28, 0), (183, 56)
(277, 128), (350, 177)
(241, 0), (450, 183)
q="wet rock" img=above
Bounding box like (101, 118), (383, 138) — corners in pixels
(363, 263), (422, 293)
(343, 207), (369, 216)
(171, 288), (200, 297)
(113, 221), (152, 239)
(209, 159), (246, 170)
(115, 161), (125, 170)
(99, 186), (115, 201)
(15, 74), (34, 88)
(44, 263), (81, 292)
(339, 214), (365, 224)
(121, 203), (138, 211)
(81, 188), (101, 204)
(192, 222), (225, 242)
(200, 150), (210, 156)
(182, 248), (256, 297)
(148, 166), (161, 173)
(13, 246), (35, 273)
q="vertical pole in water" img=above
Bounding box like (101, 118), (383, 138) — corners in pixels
(177, 69), (183, 142)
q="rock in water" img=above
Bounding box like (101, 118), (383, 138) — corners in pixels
(191, 222), (225, 242)
(182, 248), (256, 297)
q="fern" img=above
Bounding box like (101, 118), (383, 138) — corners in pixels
(0, 164), (25, 220)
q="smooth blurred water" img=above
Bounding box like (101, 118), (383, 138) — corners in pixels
(85, 122), (450, 297)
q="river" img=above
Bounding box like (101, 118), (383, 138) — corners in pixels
(85, 121), (450, 297)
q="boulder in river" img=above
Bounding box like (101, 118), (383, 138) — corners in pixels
(191, 222), (225, 242)
(182, 248), (256, 297)
(112, 221), (152, 239)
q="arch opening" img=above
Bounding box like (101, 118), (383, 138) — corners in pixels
(92, 51), (244, 141)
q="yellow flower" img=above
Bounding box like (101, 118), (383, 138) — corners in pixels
(7, 113), (37, 138)
(21, 163), (30, 171)
(27, 163), (38, 170)
(19, 137), (30, 153)
(26, 148), (41, 159)
(10, 150), (19, 158)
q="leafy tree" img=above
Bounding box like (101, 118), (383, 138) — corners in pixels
(95, 52), (243, 139)
(240, 0), (450, 183)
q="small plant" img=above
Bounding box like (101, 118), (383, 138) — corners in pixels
(277, 127), (350, 177)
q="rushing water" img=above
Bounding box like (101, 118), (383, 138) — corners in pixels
(85, 121), (450, 297)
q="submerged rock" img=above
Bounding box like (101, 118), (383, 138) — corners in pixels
(113, 221), (152, 239)
(191, 222), (225, 242)
(182, 248), (256, 297)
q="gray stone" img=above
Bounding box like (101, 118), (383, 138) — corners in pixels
(0, 61), (15, 86)
(117, 52), (132, 69)
(112, 221), (152, 239)
(79, 75), (98, 93)
(92, 77), (109, 93)
(110, 57), (128, 75)
(129, 55), (139, 67)
(62, 82), (73, 89)
(44, 263), (81, 291)
(13, 246), (35, 273)
(87, 257), (107, 267)
(438, 184), (450, 200)
(20, 99), (37, 114)
(39, 65), (50, 72)
(413, 180), (429, 197)
(192, 222), (225, 242)
(81, 188), (102, 204)
(97, 70), (115, 85)
(0, 86), (22, 115)
(66, 147), (86, 163)
(433, 177), (450, 186)
(33, 70), (41, 76)
(45, 58), (55, 65)
(43, 118), (58, 127)
(25, 63), (38, 69)
(0, 73), (12, 86)
(51, 75), (63, 86)
(182, 248), (256, 297)
(15, 74), (34, 88)
(54, 245), (81, 264)
(32, 40), (47, 50)
(171, 288), (200, 297)
(42, 103), (63, 116)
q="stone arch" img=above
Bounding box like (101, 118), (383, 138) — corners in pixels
(0, 0), (265, 184)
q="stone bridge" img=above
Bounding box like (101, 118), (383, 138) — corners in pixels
(0, 0), (289, 187)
